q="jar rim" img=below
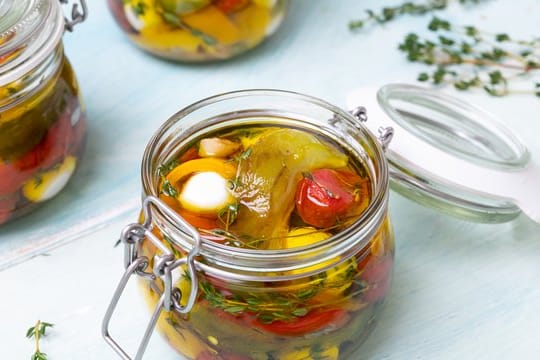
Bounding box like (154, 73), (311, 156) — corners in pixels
(0, 0), (64, 86)
(141, 89), (390, 275)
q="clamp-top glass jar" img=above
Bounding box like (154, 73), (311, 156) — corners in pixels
(0, 0), (88, 224)
(107, 0), (289, 62)
(103, 90), (395, 359)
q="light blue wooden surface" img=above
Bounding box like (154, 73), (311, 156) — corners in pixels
(1, 0), (540, 359)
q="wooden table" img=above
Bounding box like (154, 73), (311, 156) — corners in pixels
(1, 0), (539, 358)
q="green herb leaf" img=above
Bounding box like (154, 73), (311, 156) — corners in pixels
(27, 321), (53, 360)
(31, 351), (48, 360)
(161, 179), (179, 198)
(157, 159), (179, 178)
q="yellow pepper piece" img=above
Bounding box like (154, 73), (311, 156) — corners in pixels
(286, 227), (355, 302)
(139, 25), (205, 51)
(286, 227), (331, 248)
(252, 0), (277, 8)
(280, 347), (312, 360)
(279, 345), (340, 360)
(157, 314), (206, 359)
(166, 158), (237, 186)
(370, 217), (394, 257)
(232, 4), (271, 45)
(182, 5), (241, 44)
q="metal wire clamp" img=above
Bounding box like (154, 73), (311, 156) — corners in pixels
(102, 196), (201, 360)
(59, 0), (88, 32)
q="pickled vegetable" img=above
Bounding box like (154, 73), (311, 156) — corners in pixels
(0, 58), (86, 224)
(107, 0), (288, 61)
(141, 125), (394, 359)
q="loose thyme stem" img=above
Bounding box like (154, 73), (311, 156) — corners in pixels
(34, 320), (41, 354)
(349, 0), (484, 31)
(27, 320), (53, 360)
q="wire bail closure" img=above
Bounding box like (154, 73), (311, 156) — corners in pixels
(59, 0), (88, 32)
(348, 106), (394, 151)
(102, 196), (202, 360)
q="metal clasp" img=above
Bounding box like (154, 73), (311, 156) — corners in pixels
(349, 106), (394, 152)
(59, 0), (88, 32)
(377, 126), (394, 151)
(102, 196), (201, 360)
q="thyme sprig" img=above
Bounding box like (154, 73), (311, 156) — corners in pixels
(198, 271), (365, 324)
(26, 321), (54, 360)
(349, 0), (483, 31)
(200, 280), (317, 323)
(158, 158), (180, 198)
(399, 17), (540, 96)
(198, 213), (362, 249)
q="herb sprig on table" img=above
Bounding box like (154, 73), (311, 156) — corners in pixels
(349, 1), (540, 97)
(348, 0), (484, 31)
(26, 321), (54, 360)
(399, 17), (540, 96)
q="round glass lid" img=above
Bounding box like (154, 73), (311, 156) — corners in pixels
(0, 0), (64, 85)
(347, 84), (540, 224)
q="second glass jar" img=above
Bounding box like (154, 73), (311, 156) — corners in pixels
(107, 0), (289, 62)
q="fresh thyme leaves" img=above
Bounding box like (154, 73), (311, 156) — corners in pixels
(158, 159), (180, 198)
(399, 17), (540, 96)
(161, 178), (179, 198)
(26, 321), (54, 360)
(157, 159), (179, 178)
(161, 12), (217, 46)
(198, 258), (359, 324)
(218, 202), (239, 230)
(199, 228), (256, 248)
(238, 147), (252, 160)
(200, 281), (315, 323)
(349, 0), (483, 31)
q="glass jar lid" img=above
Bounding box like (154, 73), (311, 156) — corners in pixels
(0, 0), (64, 85)
(347, 84), (540, 224)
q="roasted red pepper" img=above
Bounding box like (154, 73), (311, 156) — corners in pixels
(295, 169), (366, 228)
(253, 308), (348, 336)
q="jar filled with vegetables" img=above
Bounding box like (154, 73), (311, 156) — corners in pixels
(107, 0), (289, 62)
(103, 90), (394, 360)
(0, 0), (88, 225)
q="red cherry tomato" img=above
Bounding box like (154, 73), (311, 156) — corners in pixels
(253, 308), (348, 336)
(0, 193), (17, 224)
(14, 113), (73, 173)
(0, 163), (26, 193)
(361, 255), (393, 302)
(295, 169), (363, 228)
(214, 0), (249, 13)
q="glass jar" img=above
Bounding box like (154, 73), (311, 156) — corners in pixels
(0, 0), (88, 224)
(107, 0), (289, 62)
(103, 90), (395, 360)
(103, 87), (540, 360)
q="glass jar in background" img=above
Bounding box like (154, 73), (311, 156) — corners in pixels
(103, 90), (395, 360)
(107, 0), (289, 62)
(0, 0), (88, 225)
